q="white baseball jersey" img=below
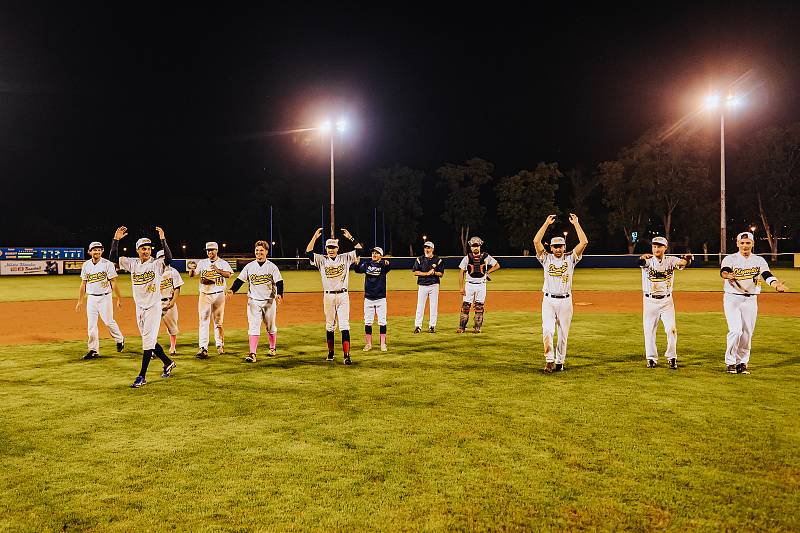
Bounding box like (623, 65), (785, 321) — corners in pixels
(640, 256), (684, 295)
(194, 258), (233, 293)
(238, 260), (283, 300)
(80, 258), (118, 295)
(721, 253), (770, 295)
(119, 256), (167, 309)
(311, 251), (359, 292)
(459, 253), (498, 284)
(537, 251), (581, 294)
(160, 267), (184, 299)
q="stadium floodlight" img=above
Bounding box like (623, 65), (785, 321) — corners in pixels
(704, 94), (721, 110)
(318, 117), (349, 238)
(336, 118), (347, 132)
(319, 120), (332, 133)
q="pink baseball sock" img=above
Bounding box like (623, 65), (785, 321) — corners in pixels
(380, 333), (386, 345)
(365, 333), (372, 345)
(169, 335), (176, 350)
(268, 333), (276, 350)
(249, 335), (259, 353)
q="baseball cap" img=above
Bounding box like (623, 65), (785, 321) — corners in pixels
(468, 236), (483, 246)
(135, 238), (152, 249)
(423, 241), (434, 249)
(550, 237), (566, 246)
(325, 238), (339, 248)
(371, 246), (384, 255)
(737, 231), (754, 241)
(88, 241), (103, 250)
(205, 241), (219, 250)
(652, 236), (668, 246)
(156, 250), (164, 259)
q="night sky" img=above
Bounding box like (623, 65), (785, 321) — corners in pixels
(2, 3), (799, 254)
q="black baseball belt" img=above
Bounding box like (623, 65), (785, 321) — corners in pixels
(544, 293), (570, 299)
(88, 292), (111, 296)
(730, 292), (754, 297)
(644, 293), (670, 299)
(325, 289), (348, 294)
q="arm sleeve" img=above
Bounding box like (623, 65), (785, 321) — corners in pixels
(637, 258), (647, 267)
(761, 270), (777, 285)
(276, 280), (284, 296)
(161, 239), (172, 267)
(354, 259), (367, 273)
(720, 266), (733, 275)
(230, 278), (245, 293)
(383, 261), (391, 273)
(412, 258), (421, 272)
(307, 251), (317, 265)
(109, 240), (119, 263)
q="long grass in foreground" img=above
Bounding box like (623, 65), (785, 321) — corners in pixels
(0, 311), (798, 531)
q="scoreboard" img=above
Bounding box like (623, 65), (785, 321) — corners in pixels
(0, 248), (84, 260)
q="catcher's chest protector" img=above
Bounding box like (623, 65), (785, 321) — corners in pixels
(467, 253), (489, 278)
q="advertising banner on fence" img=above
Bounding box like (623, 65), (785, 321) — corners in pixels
(0, 260), (64, 275)
(63, 260), (84, 274)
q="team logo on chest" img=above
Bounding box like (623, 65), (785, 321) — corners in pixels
(133, 271), (156, 285)
(548, 263), (568, 277)
(732, 266), (760, 279)
(86, 272), (108, 284)
(648, 268), (673, 282)
(324, 264), (345, 278)
(249, 273), (274, 285)
(160, 277), (173, 291)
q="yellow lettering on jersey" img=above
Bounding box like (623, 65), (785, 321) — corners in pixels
(249, 273), (274, 285)
(133, 271), (156, 285)
(86, 272), (108, 284)
(160, 278), (174, 291)
(324, 265), (345, 278)
(648, 270), (673, 282)
(732, 267), (760, 280)
(548, 263), (568, 277)
(201, 270), (224, 286)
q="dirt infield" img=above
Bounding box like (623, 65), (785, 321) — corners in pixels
(0, 290), (797, 345)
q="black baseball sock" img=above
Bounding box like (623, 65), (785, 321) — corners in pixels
(365, 325), (372, 335)
(342, 330), (350, 355)
(326, 330), (335, 353)
(153, 343), (172, 365)
(140, 350), (152, 377)
(379, 325), (387, 335)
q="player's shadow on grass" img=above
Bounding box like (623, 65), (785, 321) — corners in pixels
(755, 354), (800, 369)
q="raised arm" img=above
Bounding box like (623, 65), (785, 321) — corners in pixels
(569, 213), (589, 257)
(156, 226), (171, 267)
(341, 228), (363, 254)
(306, 227), (323, 254)
(533, 215), (556, 256)
(109, 226), (127, 264)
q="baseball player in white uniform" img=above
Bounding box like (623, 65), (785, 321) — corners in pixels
(189, 241), (233, 358)
(157, 249), (184, 356)
(637, 237), (692, 370)
(228, 240), (284, 363)
(532, 214), (588, 373)
(75, 241), (124, 359)
(306, 227), (362, 365)
(413, 241), (444, 333)
(110, 226), (177, 388)
(457, 236), (500, 333)
(720, 231), (788, 374)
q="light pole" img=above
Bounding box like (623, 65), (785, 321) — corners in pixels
(705, 92), (742, 257)
(319, 118), (348, 239)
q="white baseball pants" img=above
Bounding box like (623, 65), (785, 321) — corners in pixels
(248, 298), (277, 335)
(723, 293), (758, 366)
(643, 295), (677, 361)
(136, 304), (161, 351)
(463, 282), (487, 304)
(364, 297), (387, 326)
(161, 301), (180, 335)
(86, 293), (123, 353)
(414, 285), (439, 328)
(323, 292), (350, 331)
(198, 291), (225, 349)
(542, 295), (573, 364)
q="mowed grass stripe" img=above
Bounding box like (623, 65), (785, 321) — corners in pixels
(2, 267), (800, 302)
(0, 311), (798, 530)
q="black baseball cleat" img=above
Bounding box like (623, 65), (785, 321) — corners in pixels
(736, 363), (750, 375)
(116, 341), (124, 353)
(161, 361), (176, 378)
(343, 354), (352, 365)
(196, 348), (209, 359)
(413, 327), (421, 334)
(554, 363), (564, 372)
(131, 375), (146, 388)
(326, 352), (335, 362)
(668, 358), (678, 370)
(83, 350), (98, 360)
(428, 326), (436, 333)
(726, 364), (738, 374)
(245, 353), (257, 363)
(543, 362), (555, 374)
(647, 359), (657, 368)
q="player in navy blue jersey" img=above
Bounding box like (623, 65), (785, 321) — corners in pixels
(354, 246), (391, 351)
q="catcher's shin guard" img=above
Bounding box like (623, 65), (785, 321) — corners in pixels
(459, 301), (471, 330)
(473, 302), (485, 329)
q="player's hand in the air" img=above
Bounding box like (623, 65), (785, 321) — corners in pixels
(546, 214), (556, 226)
(114, 226), (128, 240)
(155, 226), (165, 240)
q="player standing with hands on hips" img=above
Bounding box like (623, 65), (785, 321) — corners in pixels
(638, 237), (691, 369)
(354, 246), (391, 351)
(457, 236), (500, 333)
(720, 231), (788, 374)
(110, 226), (177, 388)
(413, 241), (444, 333)
(306, 227), (362, 365)
(189, 242), (233, 358)
(76, 241), (125, 359)
(228, 240), (284, 362)
(533, 214), (588, 373)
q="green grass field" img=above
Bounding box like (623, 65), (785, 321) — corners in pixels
(1, 267), (799, 302)
(1, 311), (799, 531)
